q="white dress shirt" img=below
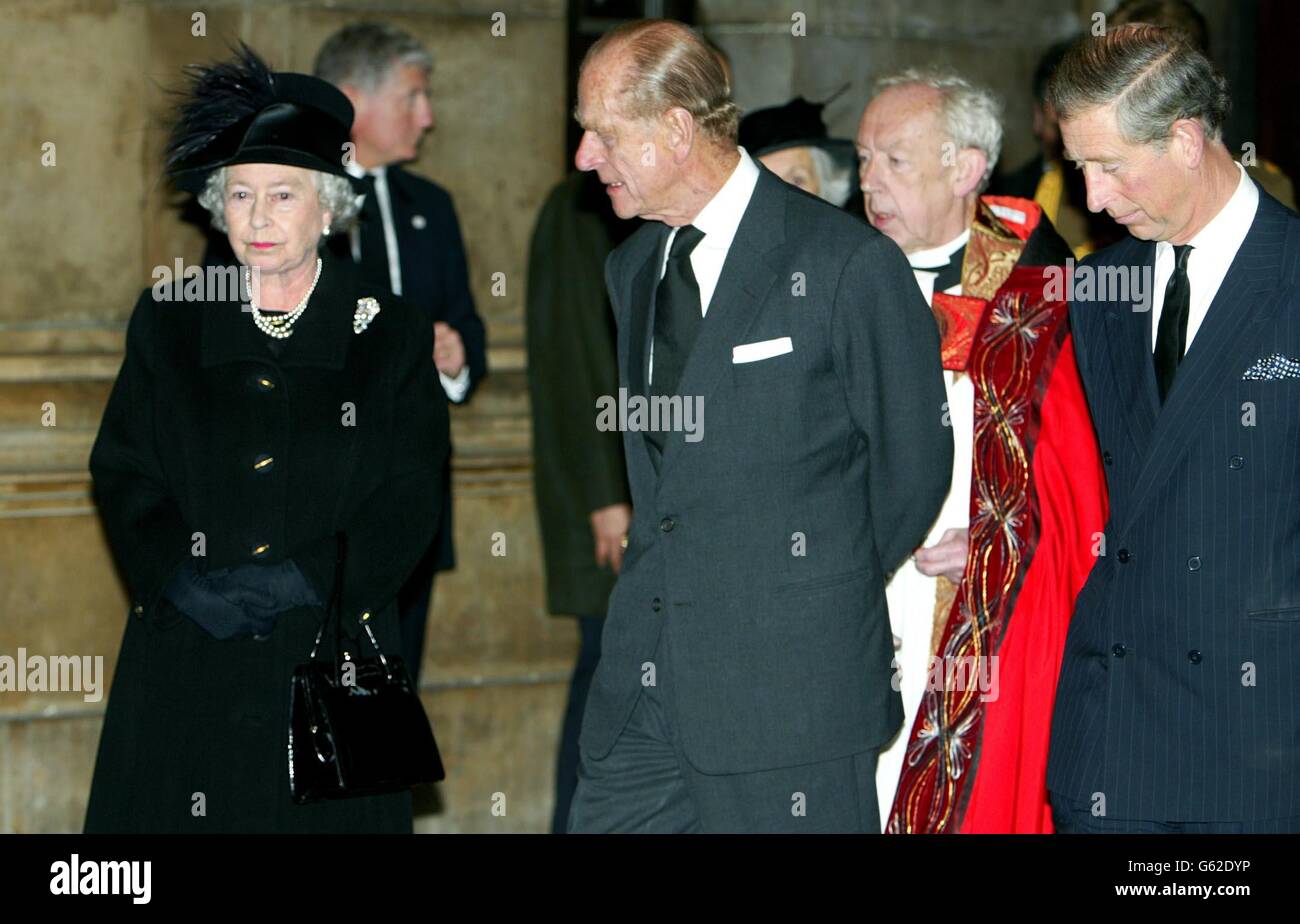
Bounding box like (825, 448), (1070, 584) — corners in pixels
(1149, 162), (1259, 353)
(347, 161), (471, 402)
(648, 147), (761, 385)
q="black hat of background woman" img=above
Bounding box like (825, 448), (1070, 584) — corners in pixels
(166, 42), (360, 193)
(738, 94), (856, 163)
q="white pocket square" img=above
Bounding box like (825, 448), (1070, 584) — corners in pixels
(1242, 353), (1300, 381)
(732, 336), (793, 364)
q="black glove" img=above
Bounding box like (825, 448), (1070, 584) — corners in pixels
(217, 560), (321, 622)
(162, 561), (279, 640)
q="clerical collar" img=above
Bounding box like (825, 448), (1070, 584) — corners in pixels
(907, 229), (970, 270)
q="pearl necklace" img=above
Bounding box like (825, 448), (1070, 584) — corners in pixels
(246, 258), (322, 339)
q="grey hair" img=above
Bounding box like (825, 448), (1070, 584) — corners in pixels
(1047, 23), (1229, 149)
(873, 67), (1003, 192)
(807, 147), (853, 208)
(197, 166), (360, 233)
(314, 21), (433, 94)
(579, 20), (740, 147)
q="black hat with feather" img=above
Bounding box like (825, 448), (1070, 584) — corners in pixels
(166, 43), (358, 193)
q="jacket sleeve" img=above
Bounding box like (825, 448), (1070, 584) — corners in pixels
(89, 291), (195, 622)
(524, 186), (630, 517)
(830, 233), (953, 577)
(294, 311), (451, 635)
(434, 191), (487, 402)
(577, 266), (630, 513)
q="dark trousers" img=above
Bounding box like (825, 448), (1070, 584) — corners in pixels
(568, 626), (881, 834)
(1050, 791), (1300, 833)
(397, 541), (439, 685)
(551, 614), (605, 834)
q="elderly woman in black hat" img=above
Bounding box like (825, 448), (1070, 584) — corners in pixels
(84, 45), (449, 833)
(738, 96), (858, 210)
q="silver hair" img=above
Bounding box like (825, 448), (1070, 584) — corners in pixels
(314, 21), (433, 93)
(872, 67), (1004, 192)
(579, 20), (740, 147)
(197, 166), (359, 233)
(1047, 24), (1229, 149)
(807, 147), (853, 208)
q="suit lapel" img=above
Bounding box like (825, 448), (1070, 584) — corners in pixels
(383, 167), (412, 279)
(385, 166), (415, 219)
(1116, 194), (1289, 531)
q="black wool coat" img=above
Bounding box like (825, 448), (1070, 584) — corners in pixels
(84, 251), (449, 833)
(525, 171), (634, 617)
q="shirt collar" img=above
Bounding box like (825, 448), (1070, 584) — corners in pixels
(345, 161), (387, 182)
(907, 229), (970, 269)
(1159, 161), (1258, 265)
(687, 146), (761, 247)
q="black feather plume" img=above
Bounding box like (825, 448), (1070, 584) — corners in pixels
(165, 42), (277, 171)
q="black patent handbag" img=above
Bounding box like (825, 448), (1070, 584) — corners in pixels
(288, 533), (445, 803)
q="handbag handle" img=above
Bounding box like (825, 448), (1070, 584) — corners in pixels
(305, 532), (397, 680)
(307, 532), (348, 664)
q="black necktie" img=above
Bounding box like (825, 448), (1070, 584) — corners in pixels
(916, 245), (965, 294)
(651, 225), (706, 396)
(647, 225), (705, 456)
(1153, 243), (1194, 403)
(357, 174), (390, 288)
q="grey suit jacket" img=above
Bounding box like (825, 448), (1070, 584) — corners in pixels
(578, 163), (953, 774)
(1049, 189), (1300, 821)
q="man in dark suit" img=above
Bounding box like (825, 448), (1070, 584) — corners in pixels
(315, 23), (488, 683)
(1046, 24), (1300, 833)
(566, 20), (952, 833)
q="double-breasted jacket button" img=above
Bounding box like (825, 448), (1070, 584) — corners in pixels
(660, 517), (675, 532)
(251, 543), (271, 558)
(1117, 548), (1132, 563)
(651, 597), (663, 612)
(252, 373), (277, 392)
(1188, 649), (1203, 664)
(1229, 455), (1244, 470)
(1112, 643), (1127, 658)
(1187, 556), (1201, 571)
(252, 452), (274, 473)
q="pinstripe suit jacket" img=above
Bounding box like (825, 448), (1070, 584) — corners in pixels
(1048, 189), (1300, 821)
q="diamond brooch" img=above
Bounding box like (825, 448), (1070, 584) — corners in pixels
(353, 297), (381, 334)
